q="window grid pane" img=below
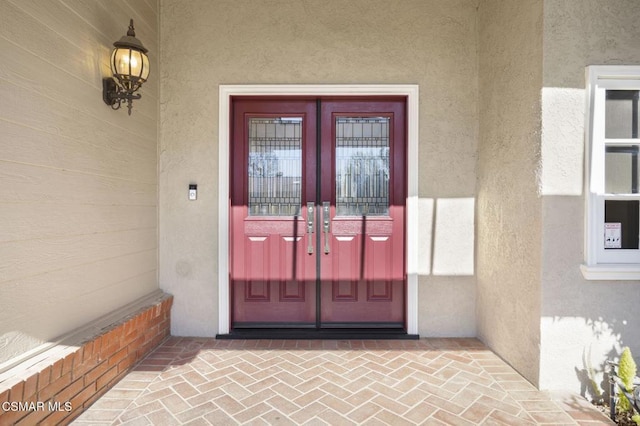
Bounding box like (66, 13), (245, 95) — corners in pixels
(605, 145), (640, 194)
(605, 200), (640, 249)
(605, 90), (639, 139)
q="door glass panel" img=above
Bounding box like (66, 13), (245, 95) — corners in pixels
(605, 145), (640, 194)
(335, 117), (390, 216)
(605, 90), (639, 139)
(248, 117), (302, 216)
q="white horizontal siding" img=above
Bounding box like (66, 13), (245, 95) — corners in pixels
(0, 162), (156, 205)
(0, 120), (156, 184)
(0, 252), (157, 338)
(0, 204), (156, 243)
(1, 229), (157, 282)
(0, 0), (158, 345)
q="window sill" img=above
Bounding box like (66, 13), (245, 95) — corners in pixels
(581, 264), (640, 280)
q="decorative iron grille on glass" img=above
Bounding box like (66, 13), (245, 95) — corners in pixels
(102, 19), (150, 115)
(248, 117), (302, 216)
(335, 117), (390, 216)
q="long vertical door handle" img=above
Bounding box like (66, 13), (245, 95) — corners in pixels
(307, 202), (315, 254)
(322, 202), (330, 254)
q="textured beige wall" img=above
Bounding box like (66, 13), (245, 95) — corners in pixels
(477, 0), (544, 385)
(539, 0), (640, 391)
(159, 0), (479, 337)
(0, 0), (159, 358)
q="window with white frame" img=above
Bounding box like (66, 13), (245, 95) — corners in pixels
(582, 66), (640, 280)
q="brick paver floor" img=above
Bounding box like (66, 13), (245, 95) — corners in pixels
(72, 338), (613, 425)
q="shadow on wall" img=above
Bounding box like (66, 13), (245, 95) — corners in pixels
(577, 322), (620, 402)
(574, 316), (631, 403)
(546, 308), (637, 399)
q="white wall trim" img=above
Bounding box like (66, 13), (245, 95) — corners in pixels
(580, 264), (640, 280)
(218, 84), (419, 335)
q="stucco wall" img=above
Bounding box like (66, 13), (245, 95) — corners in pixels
(539, 0), (640, 392)
(159, 0), (478, 337)
(477, 0), (544, 385)
(0, 0), (159, 361)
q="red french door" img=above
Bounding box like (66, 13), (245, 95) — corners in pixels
(230, 97), (406, 330)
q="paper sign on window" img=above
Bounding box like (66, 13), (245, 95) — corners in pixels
(605, 222), (622, 249)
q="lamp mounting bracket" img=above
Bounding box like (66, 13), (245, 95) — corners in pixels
(102, 78), (142, 116)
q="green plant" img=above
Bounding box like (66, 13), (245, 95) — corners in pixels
(618, 347), (637, 414)
(632, 413), (640, 425)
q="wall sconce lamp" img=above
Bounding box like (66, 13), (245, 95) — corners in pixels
(102, 19), (149, 115)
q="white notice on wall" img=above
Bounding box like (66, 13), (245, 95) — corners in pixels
(605, 222), (622, 249)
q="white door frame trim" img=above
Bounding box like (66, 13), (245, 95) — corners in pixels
(218, 84), (419, 335)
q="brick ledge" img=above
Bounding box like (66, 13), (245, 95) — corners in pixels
(0, 290), (173, 425)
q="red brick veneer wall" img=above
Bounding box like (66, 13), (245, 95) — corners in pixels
(0, 294), (172, 425)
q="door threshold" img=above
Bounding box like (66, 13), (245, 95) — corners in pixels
(216, 328), (419, 340)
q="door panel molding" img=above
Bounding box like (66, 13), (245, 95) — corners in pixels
(219, 85), (419, 335)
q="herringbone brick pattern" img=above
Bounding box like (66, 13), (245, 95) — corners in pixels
(72, 338), (612, 425)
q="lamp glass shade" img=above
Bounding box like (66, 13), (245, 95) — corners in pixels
(110, 47), (149, 91)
